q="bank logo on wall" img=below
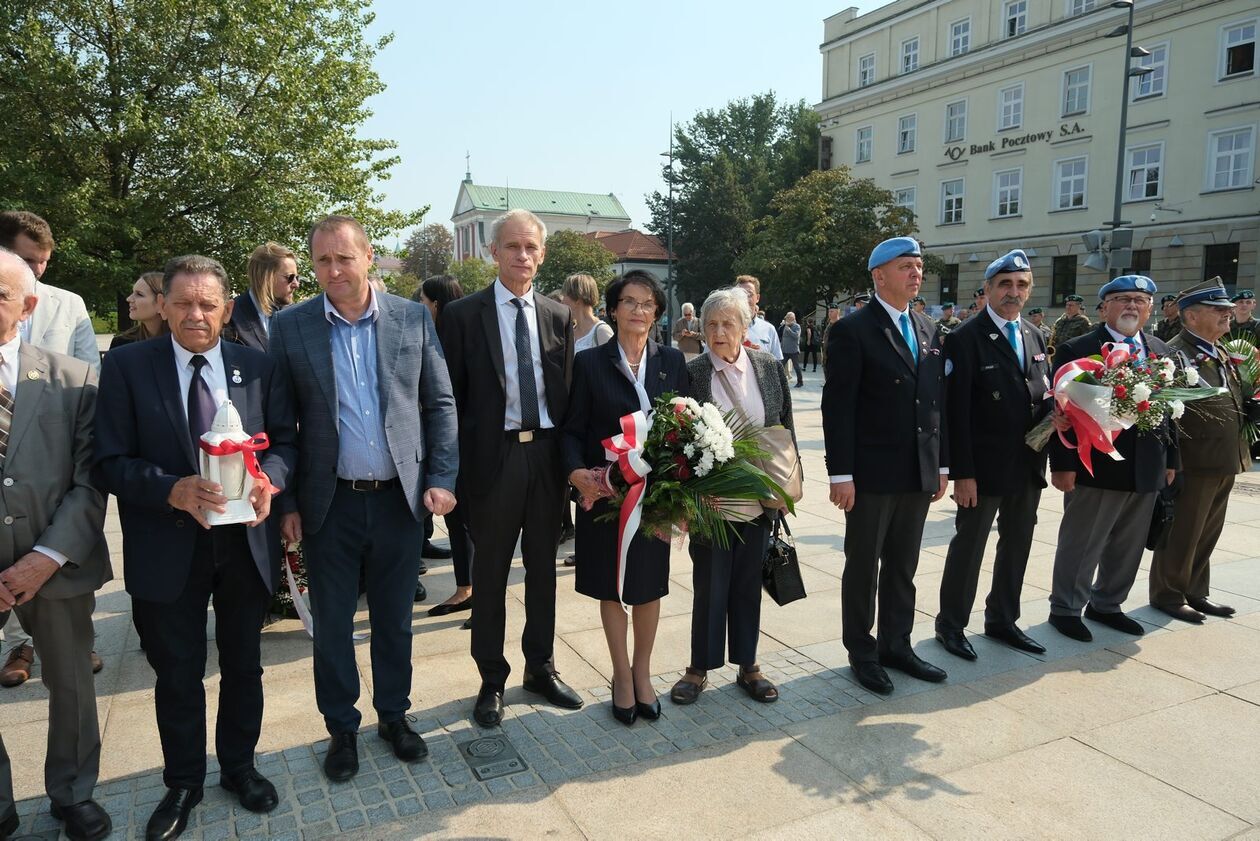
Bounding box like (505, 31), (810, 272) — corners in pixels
(944, 122), (1087, 162)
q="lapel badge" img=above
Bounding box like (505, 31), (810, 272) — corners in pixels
(658, 371), (666, 381)
(1033, 353), (1046, 362)
(989, 333), (999, 341)
(992, 391), (1001, 401)
(231, 369), (243, 384)
(27, 370), (39, 380)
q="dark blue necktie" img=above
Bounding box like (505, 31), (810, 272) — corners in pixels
(512, 299), (541, 429)
(187, 354), (217, 448)
(899, 313), (918, 363)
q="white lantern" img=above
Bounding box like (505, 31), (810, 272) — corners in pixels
(199, 401), (261, 525)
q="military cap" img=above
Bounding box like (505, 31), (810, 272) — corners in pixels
(1160, 294), (1178, 304)
(983, 249), (1031, 280)
(1098, 274), (1157, 300)
(853, 291), (872, 304)
(911, 295), (925, 304)
(1028, 307), (1043, 315)
(1065, 294), (1084, 303)
(941, 302), (955, 310)
(1177, 278), (1234, 311)
(1232, 289), (1256, 302)
(867, 236), (921, 271)
(974, 288), (986, 297)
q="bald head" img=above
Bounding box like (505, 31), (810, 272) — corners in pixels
(0, 247), (39, 343)
(0, 247), (36, 296)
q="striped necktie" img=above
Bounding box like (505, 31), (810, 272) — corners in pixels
(0, 355), (12, 465)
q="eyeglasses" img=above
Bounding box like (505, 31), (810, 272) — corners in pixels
(1106, 295), (1152, 307)
(619, 298), (655, 313)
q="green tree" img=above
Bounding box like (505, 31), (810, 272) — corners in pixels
(739, 168), (920, 313)
(0, 0), (425, 311)
(446, 258), (497, 295)
(533, 230), (616, 295)
(646, 92), (819, 304)
(403, 224), (454, 279)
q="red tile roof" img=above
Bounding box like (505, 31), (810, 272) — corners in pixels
(584, 229), (670, 262)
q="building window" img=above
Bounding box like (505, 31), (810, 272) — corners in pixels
(940, 264), (958, 305)
(1051, 256), (1077, 306)
(858, 53), (876, 87)
(901, 37), (919, 74)
(1054, 156), (1088, 210)
(1069, 0), (1095, 15)
(941, 179), (965, 224)
(1130, 249), (1151, 274)
(1132, 43), (1168, 100)
(950, 19), (971, 56)
(944, 100), (967, 143)
(1062, 66), (1090, 116)
(998, 83), (1023, 131)
(894, 186), (917, 212)
(1003, 1), (1027, 38)
(855, 126), (872, 164)
(994, 169), (1022, 217)
(1125, 143), (1163, 201)
(1205, 243), (1241, 292)
(897, 114), (917, 154)
(1208, 127), (1255, 191)
(1220, 21), (1256, 80)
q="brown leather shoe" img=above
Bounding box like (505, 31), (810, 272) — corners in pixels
(0, 644), (34, 688)
(91, 651), (104, 674)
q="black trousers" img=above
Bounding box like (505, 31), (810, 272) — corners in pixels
(841, 491), (931, 662)
(936, 482), (1041, 632)
(131, 526), (269, 788)
(802, 345), (821, 370)
(305, 483), (423, 735)
(688, 519), (771, 670)
(467, 438), (564, 688)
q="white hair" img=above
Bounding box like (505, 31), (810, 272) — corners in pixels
(0, 247), (36, 296)
(682, 301), (695, 315)
(700, 287), (753, 329)
(491, 209), (547, 247)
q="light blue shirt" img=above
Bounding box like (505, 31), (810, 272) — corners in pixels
(747, 316), (783, 361)
(324, 290), (396, 481)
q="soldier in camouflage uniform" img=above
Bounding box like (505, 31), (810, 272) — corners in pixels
(1049, 294), (1091, 351)
(1028, 307), (1052, 343)
(937, 302), (961, 333)
(1153, 293), (1181, 341)
(1229, 289), (1259, 343)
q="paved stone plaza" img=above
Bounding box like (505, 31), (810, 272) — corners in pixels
(5, 378), (1260, 840)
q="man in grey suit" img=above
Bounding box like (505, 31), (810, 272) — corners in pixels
(270, 215), (458, 783)
(0, 247), (112, 841)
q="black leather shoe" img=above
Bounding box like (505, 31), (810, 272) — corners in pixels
(848, 659), (894, 695)
(879, 651), (947, 683)
(422, 541), (452, 559)
(1049, 613), (1092, 641)
(474, 683), (504, 727)
(413, 581), (427, 603)
(145, 787), (202, 841)
(378, 718), (428, 761)
(523, 669), (584, 709)
(417, 559), (428, 575)
(1153, 603), (1205, 624)
(461, 616), (472, 630)
(1187, 597), (1235, 617)
(935, 628), (977, 661)
(49, 800), (111, 841)
(0, 810), (17, 841)
(1084, 604), (1145, 635)
(324, 733), (359, 782)
(984, 623), (1046, 654)
(611, 701), (637, 726)
(220, 768), (279, 813)
(427, 598), (472, 617)
(635, 699), (662, 720)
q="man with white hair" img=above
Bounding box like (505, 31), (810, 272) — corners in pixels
(672, 301), (702, 360)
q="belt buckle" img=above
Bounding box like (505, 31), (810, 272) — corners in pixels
(519, 430), (534, 443)
(351, 479), (375, 491)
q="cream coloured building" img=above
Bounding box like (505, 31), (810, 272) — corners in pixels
(816, 0), (1258, 312)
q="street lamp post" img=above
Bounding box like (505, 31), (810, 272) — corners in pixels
(660, 116), (676, 347)
(1104, 0), (1154, 277)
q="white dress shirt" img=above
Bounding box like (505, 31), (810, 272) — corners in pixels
(171, 336), (230, 425)
(494, 279), (555, 430)
(747, 316), (783, 361)
(1104, 324), (1146, 360)
(987, 305), (1025, 366)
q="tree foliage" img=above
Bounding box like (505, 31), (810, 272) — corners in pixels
(646, 93), (819, 305)
(740, 168), (920, 314)
(446, 258), (498, 295)
(533, 230), (616, 295)
(0, 0), (425, 310)
(403, 224), (454, 280)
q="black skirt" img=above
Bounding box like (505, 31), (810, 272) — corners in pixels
(573, 498), (671, 605)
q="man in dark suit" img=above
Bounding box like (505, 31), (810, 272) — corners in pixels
(822, 236), (950, 696)
(0, 247), (111, 841)
(1151, 280), (1249, 621)
(269, 215), (457, 782)
(94, 254), (297, 840)
(936, 250), (1051, 661)
(228, 242), (300, 351)
(440, 209), (581, 727)
(1047, 275), (1179, 641)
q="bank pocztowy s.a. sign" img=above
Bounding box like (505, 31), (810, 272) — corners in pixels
(943, 122), (1086, 162)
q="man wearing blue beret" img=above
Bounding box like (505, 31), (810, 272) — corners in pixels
(1047, 274), (1179, 641)
(936, 250), (1050, 660)
(1049, 294), (1091, 351)
(822, 236), (950, 695)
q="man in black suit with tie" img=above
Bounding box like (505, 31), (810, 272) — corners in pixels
(936, 250), (1050, 661)
(440, 209), (581, 726)
(822, 237), (950, 696)
(1047, 275), (1179, 641)
(94, 255), (297, 841)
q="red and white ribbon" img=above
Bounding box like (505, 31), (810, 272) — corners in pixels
(601, 410), (652, 608)
(1052, 353), (1125, 477)
(198, 434), (278, 494)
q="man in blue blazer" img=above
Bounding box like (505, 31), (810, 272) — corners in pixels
(269, 215), (458, 783)
(94, 254), (297, 841)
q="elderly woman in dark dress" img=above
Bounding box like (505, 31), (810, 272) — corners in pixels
(564, 271), (690, 725)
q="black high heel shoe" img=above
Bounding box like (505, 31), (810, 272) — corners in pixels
(610, 678), (637, 726)
(635, 698), (661, 720)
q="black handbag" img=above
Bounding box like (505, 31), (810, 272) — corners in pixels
(762, 515), (806, 606)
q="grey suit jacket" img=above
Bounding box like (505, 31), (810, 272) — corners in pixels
(269, 291), (459, 532)
(0, 343), (110, 598)
(27, 281), (99, 373)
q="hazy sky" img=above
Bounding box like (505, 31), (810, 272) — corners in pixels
(360, 0), (884, 240)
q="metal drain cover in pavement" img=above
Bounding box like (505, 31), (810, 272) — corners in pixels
(458, 735), (528, 781)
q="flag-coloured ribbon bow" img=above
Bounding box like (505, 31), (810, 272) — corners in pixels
(600, 410), (652, 608)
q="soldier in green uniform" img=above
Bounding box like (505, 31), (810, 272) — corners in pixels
(1229, 289), (1259, 342)
(1027, 307), (1052, 343)
(911, 295), (927, 315)
(1153, 293), (1181, 341)
(1049, 294), (1091, 351)
(937, 302), (961, 332)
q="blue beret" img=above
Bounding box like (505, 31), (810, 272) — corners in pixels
(867, 236), (921, 271)
(1098, 274), (1157, 300)
(984, 249), (1031, 280)
(1177, 280), (1234, 311)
